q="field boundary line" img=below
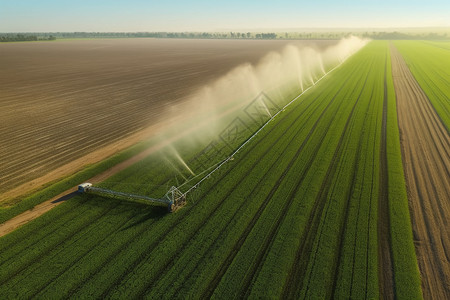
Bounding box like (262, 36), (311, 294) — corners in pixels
(282, 57), (372, 299)
(301, 63), (374, 299)
(239, 81), (351, 298)
(377, 49), (395, 298)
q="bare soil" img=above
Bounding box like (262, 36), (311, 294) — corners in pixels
(0, 38), (337, 237)
(0, 38), (335, 201)
(0, 120), (201, 237)
(390, 44), (450, 299)
(0, 81), (268, 237)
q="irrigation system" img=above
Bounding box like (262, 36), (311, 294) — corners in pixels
(79, 56), (349, 212)
(175, 60), (345, 199)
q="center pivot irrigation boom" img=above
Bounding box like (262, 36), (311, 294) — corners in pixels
(77, 183), (185, 212)
(77, 64), (346, 213)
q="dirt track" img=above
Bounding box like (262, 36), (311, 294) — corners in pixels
(390, 45), (450, 299)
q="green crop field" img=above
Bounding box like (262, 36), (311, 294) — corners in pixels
(0, 41), (423, 299)
(394, 40), (450, 129)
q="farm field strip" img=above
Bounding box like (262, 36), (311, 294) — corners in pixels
(0, 41), (424, 299)
(393, 41), (450, 130)
(0, 170), (176, 298)
(138, 61), (362, 293)
(2, 203), (135, 297)
(73, 63), (351, 299)
(0, 59), (330, 298)
(0, 43), (348, 296)
(0, 154), (170, 256)
(0, 203), (116, 292)
(106, 59), (366, 298)
(384, 46), (422, 299)
(152, 41), (418, 298)
(301, 61), (380, 299)
(210, 56), (373, 300)
(423, 40), (450, 50)
(0, 40), (324, 195)
(178, 58), (348, 197)
(0, 115), (153, 184)
(2, 39), (339, 196)
(161, 66), (360, 299)
(148, 41), (408, 298)
(390, 43), (450, 300)
(377, 53), (394, 298)
(280, 55), (379, 300)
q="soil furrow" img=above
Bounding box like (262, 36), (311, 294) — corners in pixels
(303, 68), (377, 299)
(282, 63), (370, 299)
(237, 83), (348, 298)
(95, 85), (322, 298)
(390, 44), (450, 299)
(0, 201), (119, 287)
(147, 81), (337, 298)
(377, 54), (395, 299)
(1, 39), (337, 199)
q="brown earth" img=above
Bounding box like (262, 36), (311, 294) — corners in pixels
(0, 118), (203, 237)
(390, 44), (450, 299)
(0, 38), (335, 201)
(0, 119), (168, 204)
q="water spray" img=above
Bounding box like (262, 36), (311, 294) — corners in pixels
(79, 37), (369, 213)
(175, 36), (369, 201)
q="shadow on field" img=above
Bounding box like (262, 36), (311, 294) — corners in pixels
(80, 194), (168, 229)
(51, 191), (80, 204)
(120, 207), (166, 231)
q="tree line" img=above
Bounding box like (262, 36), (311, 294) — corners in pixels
(1, 31), (447, 42)
(0, 34), (56, 42)
(33, 32), (280, 39)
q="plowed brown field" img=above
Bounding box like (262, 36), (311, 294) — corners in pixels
(0, 38), (335, 201)
(390, 44), (450, 299)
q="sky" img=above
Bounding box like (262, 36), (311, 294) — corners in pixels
(0, 0), (449, 32)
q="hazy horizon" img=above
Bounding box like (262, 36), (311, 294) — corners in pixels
(2, 26), (450, 34)
(1, 0), (449, 32)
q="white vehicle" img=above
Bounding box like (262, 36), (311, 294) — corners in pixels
(77, 182), (92, 193)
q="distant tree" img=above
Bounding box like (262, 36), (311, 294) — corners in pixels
(0, 33), (39, 42)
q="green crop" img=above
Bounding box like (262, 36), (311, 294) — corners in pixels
(0, 41), (423, 299)
(394, 40), (450, 130)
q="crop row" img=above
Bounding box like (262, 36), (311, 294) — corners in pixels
(0, 56), (339, 297)
(299, 45), (382, 299)
(0, 60), (321, 297)
(143, 62), (359, 300)
(393, 41), (450, 129)
(209, 53), (372, 299)
(70, 62), (339, 299)
(384, 43), (423, 299)
(0, 41), (422, 298)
